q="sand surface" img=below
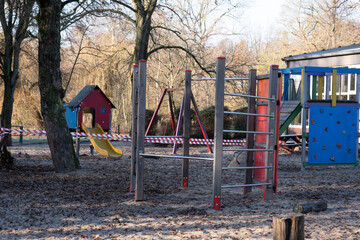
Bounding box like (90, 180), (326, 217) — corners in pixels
(1, 141), (359, 239)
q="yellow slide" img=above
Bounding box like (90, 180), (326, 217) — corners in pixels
(81, 123), (123, 158)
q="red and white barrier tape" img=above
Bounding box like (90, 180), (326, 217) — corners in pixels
(1, 127), (246, 146)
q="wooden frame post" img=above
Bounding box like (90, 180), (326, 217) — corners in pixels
(75, 107), (80, 159)
(332, 69), (337, 107)
(135, 60), (147, 201)
(182, 70), (191, 188)
(264, 65), (278, 200)
(130, 64), (139, 192)
(301, 69), (309, 170)
(244, 69), (257, 194)
(325, 76), (331, 100)
(318, 76), (324, 100)
(212, 57), (226, 210)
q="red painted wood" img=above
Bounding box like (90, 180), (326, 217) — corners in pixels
(78, 90), (112, 131)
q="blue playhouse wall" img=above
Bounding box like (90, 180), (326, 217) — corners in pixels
(64, 104), (77, 130)
(308, 103), (358, 164)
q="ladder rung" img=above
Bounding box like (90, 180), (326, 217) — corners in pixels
(254, 142), (267, 148)
(224, 130), (273, 135)
(223, 148), (273, 152)
(140, 153), (214, 161)
(222, 166), (272, 170)
(224, 92), (275, 101)
(256, 101), (270, 106)
(222, 182), (272, 188)
(224, 111), (273, 118)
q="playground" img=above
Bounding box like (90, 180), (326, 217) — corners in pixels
(1, 58), (360, 239)
(0, 141), (359, 239)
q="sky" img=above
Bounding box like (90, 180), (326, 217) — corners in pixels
(242, 0), (286, 37)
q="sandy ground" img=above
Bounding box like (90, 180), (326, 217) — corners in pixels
(0, 140), (359, 239)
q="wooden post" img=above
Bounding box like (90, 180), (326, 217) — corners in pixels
(325, 76), (331, 100)
(264, 65), (278, 200)
(283, 73), (289, 101)
(75, 107), (80, 159)
(135, 60), (147, 201)
(332, 69), (337, 107)
(356, 73), (360, 165)
(182, 70), (191, 188)
(212, 57), (225, 210)
(356, 73), (360, 103)
(130, 64), (139, 192)
(301, 70), (309, 171)
(273, 214), (304, 240)
(244, 69), (257, 194)
(317, 76), (324, 100)
(311, 75), (317, 100)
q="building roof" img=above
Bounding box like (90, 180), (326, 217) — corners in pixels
(282, 44), (360, 62)
(67, 85), (115, 108)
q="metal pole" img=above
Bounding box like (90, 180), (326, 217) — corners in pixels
(75, 107), (80, 159)
(212, 57), (226, 210)
(301, 69), (309, 171)
(135, 60), (146, 201)
(244, 69), (256, 194)
(19, 126), (23, 145)
(130, 64), (139, 192)
(182, 70), (191, 188)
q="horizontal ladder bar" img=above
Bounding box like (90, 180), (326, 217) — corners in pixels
(222, 166), (272, 170)
(222, 182), (272, 189)
(140, 153), (214, 161)
(224, 130), (273, 135)
(223, 148), (273, 152)
(145, 135), (183, 138)
(224, 93), (275, 101)
(192, 77), (247, 81)
(224, 111), (274, 118)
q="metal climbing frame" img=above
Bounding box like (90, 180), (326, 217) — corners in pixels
(212, 57), (280, 210)
(132, 61), (212, 200)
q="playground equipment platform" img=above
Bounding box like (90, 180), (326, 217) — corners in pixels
(81, 123), (123, 158)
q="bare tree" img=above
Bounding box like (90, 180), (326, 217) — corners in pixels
(0, 0), (36, 146)
(37, 0), (79, 172)
(284, 0), (360, 51)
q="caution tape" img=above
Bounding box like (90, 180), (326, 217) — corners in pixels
(1, 127), (246, 146)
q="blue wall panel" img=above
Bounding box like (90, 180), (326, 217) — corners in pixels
(308, 106), (357, 164)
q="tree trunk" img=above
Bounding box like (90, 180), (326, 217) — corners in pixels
(37, 0), (79, 172)
(1, 74), (15, 146)
(0, 0), (35, 146)
(133, 0), (157, 63)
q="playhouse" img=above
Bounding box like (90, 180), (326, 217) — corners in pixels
(65, 85), (115, 132)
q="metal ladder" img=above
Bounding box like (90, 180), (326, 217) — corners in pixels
(212, 57), (280, 210)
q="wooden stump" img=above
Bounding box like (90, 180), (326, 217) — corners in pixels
(273, 214), (304, 240)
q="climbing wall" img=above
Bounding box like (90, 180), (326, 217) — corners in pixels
(308, 105), (358, 164)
